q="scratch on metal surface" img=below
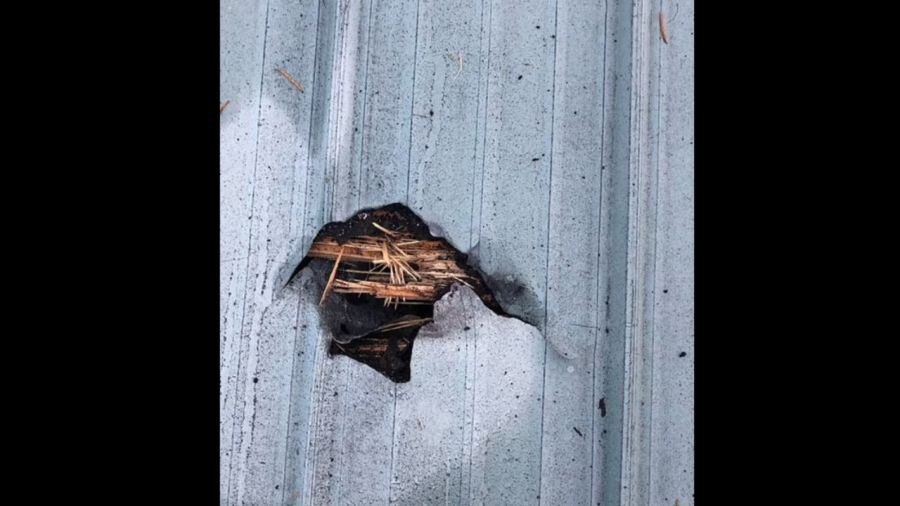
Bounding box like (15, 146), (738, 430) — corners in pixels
(449, 51), (464, 78)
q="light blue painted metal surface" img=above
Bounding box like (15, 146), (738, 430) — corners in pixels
(220, 0), (693, 504)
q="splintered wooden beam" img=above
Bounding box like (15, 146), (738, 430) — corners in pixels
(332, 279), (437, 301)
(307, 238), (456, 261)
(309, 234), (473, 307)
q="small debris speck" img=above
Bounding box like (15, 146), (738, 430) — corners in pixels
(679, 351), (687, 357)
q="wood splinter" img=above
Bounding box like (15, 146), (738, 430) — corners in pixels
(319, 246), (345, 306)
(659, 11), (670, 44)
(276, 67), (305, 93)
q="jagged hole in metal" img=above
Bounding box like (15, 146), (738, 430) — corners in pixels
(289, 203), (516, 382)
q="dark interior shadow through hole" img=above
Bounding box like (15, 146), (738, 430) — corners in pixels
(286, 203), (533, 382)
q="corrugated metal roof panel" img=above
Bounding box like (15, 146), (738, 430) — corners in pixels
(220, 0), (693, 504)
